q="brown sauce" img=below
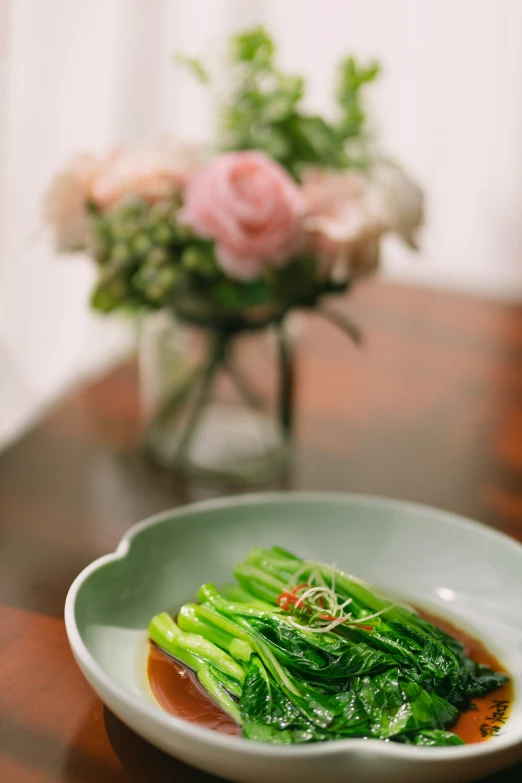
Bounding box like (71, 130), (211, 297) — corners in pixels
(415, 608), (512, 744)
(148, 608), (512, 744)
(148, 644), (241, 736)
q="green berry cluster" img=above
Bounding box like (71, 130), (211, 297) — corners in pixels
(88, 195), (220, 313)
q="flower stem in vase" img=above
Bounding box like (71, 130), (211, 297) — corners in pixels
(146, 365), (204, 449)
(278, 321), (294, 439)
(175, 332), (229, 460)
(317, 304), (363, 346)
(223, 355), (266, 415)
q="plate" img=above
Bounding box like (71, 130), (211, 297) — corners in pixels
(65, 492), (522, 783)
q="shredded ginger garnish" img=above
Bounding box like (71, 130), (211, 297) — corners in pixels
(277, 562), (394, 634)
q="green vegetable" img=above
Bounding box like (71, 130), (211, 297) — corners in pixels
(402, 730), (465, 746)
(178, 604), (254, 662)
(148, 611), (245, 682)
(197, 664), (242, 723)
(149, 548), (509, 746)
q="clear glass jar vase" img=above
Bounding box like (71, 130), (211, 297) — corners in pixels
(139, 311), (295, 484)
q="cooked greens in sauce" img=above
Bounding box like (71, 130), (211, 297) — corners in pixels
(148, 547), (510, 746)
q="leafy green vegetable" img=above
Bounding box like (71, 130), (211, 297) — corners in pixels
(148, 547), (509, 746)
(403, 730), (465, 746)
(197, 664), (242, 723)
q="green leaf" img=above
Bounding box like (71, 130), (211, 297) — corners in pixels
(261, 77), (304, 122)
(211, 281), (243, 310)
(337, 56), (380, 98)
(197, 665), (243, 723)
(405, 730), (465, 746)
(281, 115), (348, 169)
(238, 279), (274, 307)
(248, 615), (396, 681)
(91, 273), (132, 313)
(273, 255), (320, 305)
(91, 284), (118, 313)
(174, 52), (209, 83)
(231, 27), (274, 67)
(336, 56), (380, 140)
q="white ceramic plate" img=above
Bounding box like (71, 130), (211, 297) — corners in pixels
(65, 492), (522, 783)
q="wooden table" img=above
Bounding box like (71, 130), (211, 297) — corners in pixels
(1, 281), (522, 782)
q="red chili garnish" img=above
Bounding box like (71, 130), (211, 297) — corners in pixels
(277, 591), (300, 610)
(278, 585), (340, 618)
(291, 583), (310, 595)
(278, 587), (376, 631)
(291, 584), (310, 609)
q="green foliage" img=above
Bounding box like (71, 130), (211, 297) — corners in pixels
(89, 197), (183, 313)
(337, 57), (380, 140)
(187, 26), (381, 178)
(232, 26), (275, 66)
(403, 730), (464, 746)
(174, 52), (209, 84)
(149, 547), (508, 746)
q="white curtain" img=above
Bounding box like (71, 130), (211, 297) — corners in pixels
(1, 0), (522, 447)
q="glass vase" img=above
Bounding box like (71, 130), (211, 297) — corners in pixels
(139, 311), (295, 484)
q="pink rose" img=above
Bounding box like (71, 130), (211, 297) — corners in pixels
(180, 151), (305, 281)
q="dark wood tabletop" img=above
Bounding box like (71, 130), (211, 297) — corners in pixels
(1, 280), (522, 782)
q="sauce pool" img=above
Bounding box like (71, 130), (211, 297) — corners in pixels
(148, 644), (241, 737)
(416, 608), (512, 744)
(148, 607), (512, 744)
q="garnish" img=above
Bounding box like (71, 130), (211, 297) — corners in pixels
(276, 571), (393, 632)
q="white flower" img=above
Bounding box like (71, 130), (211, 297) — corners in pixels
(43, 153), (100, 250)
(369, 159), (424, 249)
(302, 162), (423, 279)
(302, 168), (388, 278)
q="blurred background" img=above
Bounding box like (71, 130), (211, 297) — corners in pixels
(2, 0), (522, 450)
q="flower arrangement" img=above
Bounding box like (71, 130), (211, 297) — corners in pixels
(44, 27), (423, 481)
(45, 27), (422, 330)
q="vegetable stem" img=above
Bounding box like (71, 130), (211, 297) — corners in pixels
(149, 612), (245, 682)
(197, 665), (243, 724)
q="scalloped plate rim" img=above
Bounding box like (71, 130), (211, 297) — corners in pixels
(64, 491), (522, 766)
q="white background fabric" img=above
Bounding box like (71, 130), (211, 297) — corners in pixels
(1, 0), (522, 447)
